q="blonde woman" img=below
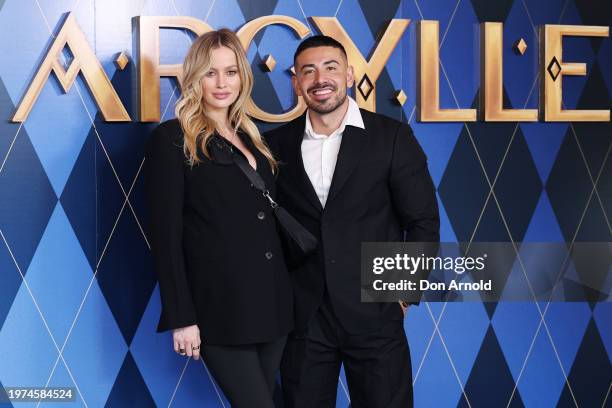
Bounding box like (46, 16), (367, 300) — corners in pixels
(145, 29), (293, 407)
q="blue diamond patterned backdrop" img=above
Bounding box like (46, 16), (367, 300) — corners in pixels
(0, 0), (610, 407)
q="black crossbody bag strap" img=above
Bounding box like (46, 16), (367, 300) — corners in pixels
(231, 150), (318, 256)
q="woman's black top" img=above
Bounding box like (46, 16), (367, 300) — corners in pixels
(144, 119), (293, 345)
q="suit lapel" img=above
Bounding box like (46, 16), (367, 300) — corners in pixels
(326, 124), (368, 205)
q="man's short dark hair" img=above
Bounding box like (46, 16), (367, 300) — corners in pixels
(293, 35), (347, 66)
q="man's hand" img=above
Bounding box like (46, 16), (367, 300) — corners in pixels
(172, 325), (201, 360)
(399, 301), (409, 317)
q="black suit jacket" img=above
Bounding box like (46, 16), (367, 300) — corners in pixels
(145, 119), (293, 345)
(265, 109), (439, 334)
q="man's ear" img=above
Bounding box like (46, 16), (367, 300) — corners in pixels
(346, 65), (355, 88)
(292, 74), (302, 97)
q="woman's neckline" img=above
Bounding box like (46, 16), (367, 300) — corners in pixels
(215, 131), (258, 171)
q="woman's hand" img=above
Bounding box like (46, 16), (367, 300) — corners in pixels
(173, 325), (201, 360)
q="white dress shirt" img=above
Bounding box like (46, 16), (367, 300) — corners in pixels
(301, 97), (365, 207)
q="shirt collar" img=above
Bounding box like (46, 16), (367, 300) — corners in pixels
(304, 96), (365, 140)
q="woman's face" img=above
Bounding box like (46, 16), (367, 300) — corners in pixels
(201, 46), (241, 113)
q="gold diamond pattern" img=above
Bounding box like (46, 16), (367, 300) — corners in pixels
(394, 89), (407, 106)
(547, 56), (562, 81)
(114, 52), (129, 71)
(262, 54), (276, 72)
(514, 38), (527, 55)
(357, 74), (373, 100)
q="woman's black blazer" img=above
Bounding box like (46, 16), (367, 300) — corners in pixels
(144, 119), (293, 345)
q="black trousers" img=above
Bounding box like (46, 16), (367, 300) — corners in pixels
(201, 335), (287, 408)
(281, 295), (413, 408)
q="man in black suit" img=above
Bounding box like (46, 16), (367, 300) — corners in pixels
(265, 36), (439, 408)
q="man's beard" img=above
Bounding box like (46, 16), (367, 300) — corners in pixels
(307, 88), (347, 114)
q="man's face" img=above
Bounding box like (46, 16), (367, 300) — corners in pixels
(292, 46), (354, 114)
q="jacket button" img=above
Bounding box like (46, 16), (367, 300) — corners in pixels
(257, 211), (265, 220)
(265, 252), (273, 260)
(331, 259), (336, 264)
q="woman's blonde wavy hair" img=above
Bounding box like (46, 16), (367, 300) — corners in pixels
(175, 29), (277, 172)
